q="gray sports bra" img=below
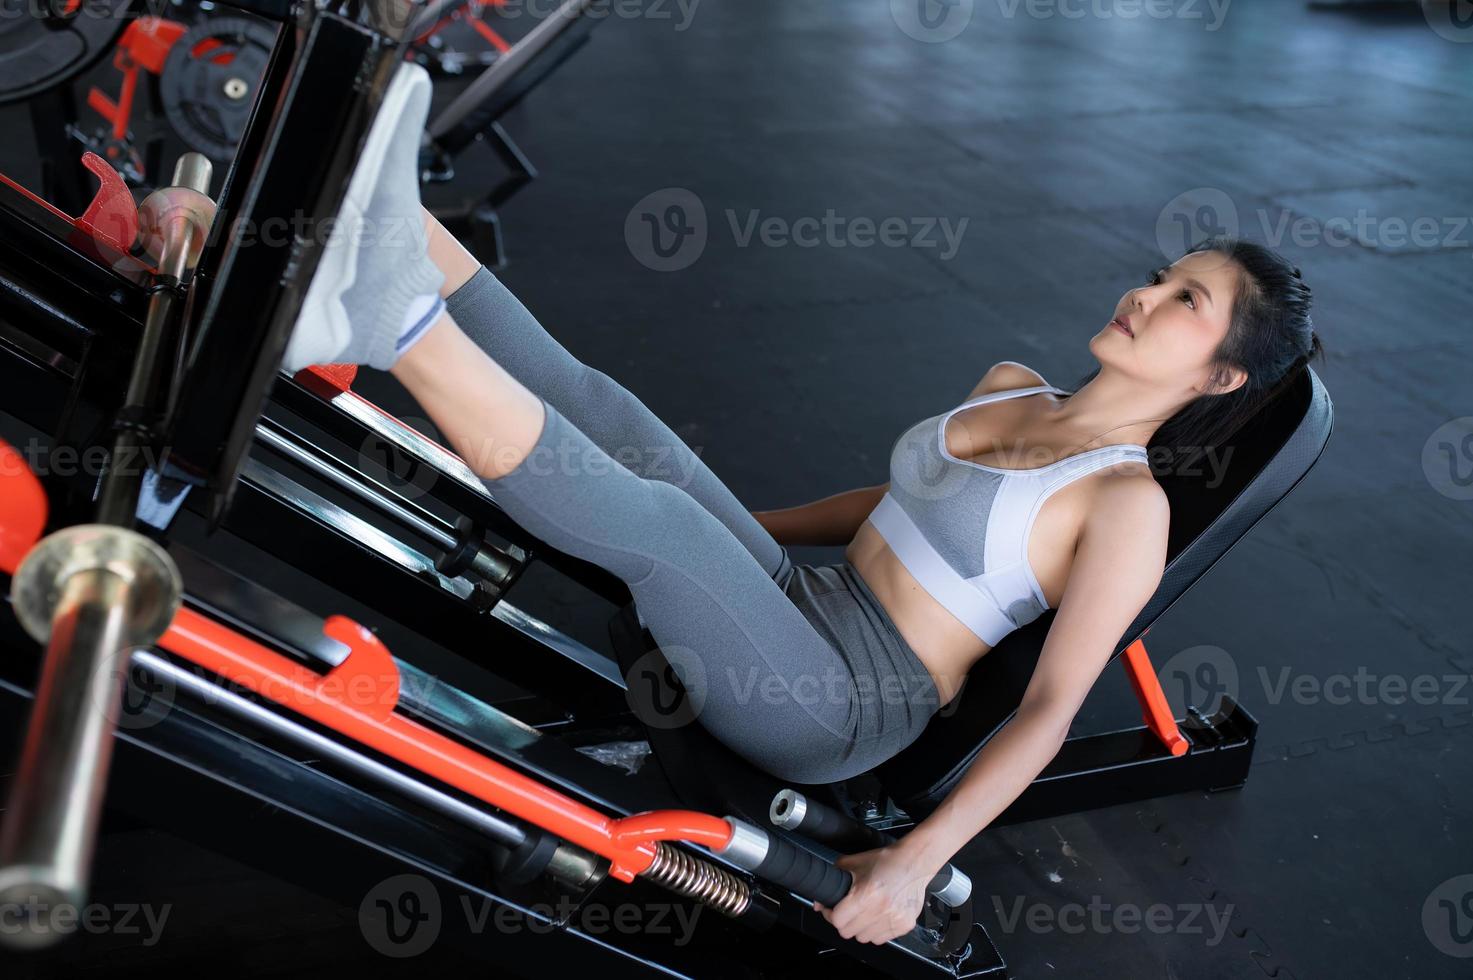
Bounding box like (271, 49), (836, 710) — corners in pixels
(866, 381), (1150, 646)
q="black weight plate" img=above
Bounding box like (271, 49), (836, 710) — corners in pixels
(0, 0), (131, 105)
(159, 15), (273, 162)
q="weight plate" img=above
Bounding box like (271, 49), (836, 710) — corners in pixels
(0, 0), (131, 105)
(159, 15), (273, 162)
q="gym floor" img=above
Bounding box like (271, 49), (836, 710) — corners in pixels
(418, 2), (1470, 975)
(4, 1), (1471, 977)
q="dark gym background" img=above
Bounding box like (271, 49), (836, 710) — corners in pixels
(2, 0), (1470, 977)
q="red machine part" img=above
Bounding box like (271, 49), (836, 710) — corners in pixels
(86, 17), (190, 147)
(0, 441), (47, 573)
(1121, 631), (1189, 756)
(0, 151), (138, 260)
(0, 435), (734, 883)
(74, 152), (140, 253)
(413, 0), (512, 56)
(293, 364), (360, 398)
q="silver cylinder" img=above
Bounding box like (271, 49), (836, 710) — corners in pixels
(546, 844), (604, 891)
(157, 153), (215, 280)
(0, 526), (180, 950)
(170, 152), (212, 195)
(768, 788), (807, 830)
(716, 817), (770, 870)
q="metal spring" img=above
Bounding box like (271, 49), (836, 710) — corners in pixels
(640, 841), (752, 918)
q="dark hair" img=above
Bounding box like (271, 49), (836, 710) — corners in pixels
(1065, 236), (1323, 473)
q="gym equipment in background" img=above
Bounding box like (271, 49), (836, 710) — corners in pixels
(158, 14), (274, 165)
(0, 0), (131, 106)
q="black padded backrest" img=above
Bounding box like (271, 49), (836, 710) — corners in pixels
(874, 367), (1333, 814)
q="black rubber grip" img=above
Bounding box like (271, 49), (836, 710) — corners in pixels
(788, 795), (889, 852)
(774, 792), (967, 907)
(755, 836), (852, 907)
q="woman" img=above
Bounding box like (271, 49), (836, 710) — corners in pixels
(271, 64), (1322, 947)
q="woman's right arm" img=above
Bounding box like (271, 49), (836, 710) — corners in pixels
(752, 483), (888, 547)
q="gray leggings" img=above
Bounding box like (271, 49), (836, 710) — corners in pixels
(448, 268), (940, 784)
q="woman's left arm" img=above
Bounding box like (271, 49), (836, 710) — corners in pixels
(816, 474), (1169, 945)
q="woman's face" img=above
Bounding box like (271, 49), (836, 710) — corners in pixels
(1091, 250), (1245, 396)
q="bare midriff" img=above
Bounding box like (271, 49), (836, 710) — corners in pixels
(843, 442), (1141, 705)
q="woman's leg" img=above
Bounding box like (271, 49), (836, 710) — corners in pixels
(280, 62), (929, 782)
(422, 211), (792, 584)
(390, 315), (889, 784)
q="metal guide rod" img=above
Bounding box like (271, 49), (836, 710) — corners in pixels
(0, 153), (213, 949)
(0, 526), (181, 949)
(97, 153), (215, 527)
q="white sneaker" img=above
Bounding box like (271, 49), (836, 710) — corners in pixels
(283, 62), (445, 373)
